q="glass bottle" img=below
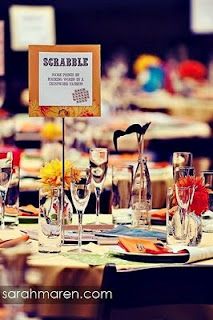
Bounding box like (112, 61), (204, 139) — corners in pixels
(131, 135), (152, 228)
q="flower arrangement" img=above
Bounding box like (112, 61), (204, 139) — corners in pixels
(178, 60), (207, 81)
(40, 122), (62, 141)
(39, 159), (80, 190)
(133, 54), (161, 74)
(176, 176), (208, 215)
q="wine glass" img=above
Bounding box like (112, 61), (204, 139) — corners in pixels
(70, 168), (91, 252)
(0, 152), (13, 229)
(175, 166), (195, 181)
(172, 152), (193, 181)
(89, 148), (108, 224)
(175, 186), (194, 212)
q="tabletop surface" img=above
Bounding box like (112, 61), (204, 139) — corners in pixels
(2, 214), (213, 268)
(1, 214), (213, 319)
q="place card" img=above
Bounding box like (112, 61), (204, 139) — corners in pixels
(29, 45), (101, 117)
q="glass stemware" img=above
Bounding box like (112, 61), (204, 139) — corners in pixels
(70, 168), (91, 252)
(172, 152), (193, 180)
(89, 148), (108, 224)
(0, 152), (13, 229)
(174, 166), (195, 182)
(175, 185), (194, 212)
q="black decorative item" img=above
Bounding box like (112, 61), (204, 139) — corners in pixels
(113, 122), (151, 153)
(113, 122), (152, 228)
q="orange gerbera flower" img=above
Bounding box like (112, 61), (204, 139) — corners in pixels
(176, 176), (208, 215)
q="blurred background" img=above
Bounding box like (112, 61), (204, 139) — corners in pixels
(0, 0), (213, 209)
(1, 0), (213, 111)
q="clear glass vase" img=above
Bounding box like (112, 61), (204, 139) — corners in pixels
(39, 187), (63, 253)
(167, 186), (191, 245)
(131, 137), (152, 228)
(166, 187), (202, 246)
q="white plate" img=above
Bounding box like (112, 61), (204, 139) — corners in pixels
(18, 216), (38, 223)
(112, 251), (189, 263)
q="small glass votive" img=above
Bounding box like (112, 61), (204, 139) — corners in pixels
(166, 187), (192, 245)
(5, 166), (19, 226)
(132, 201), (151, 229)
(111, 165), (133, 225)
(39, 187), (62, 253)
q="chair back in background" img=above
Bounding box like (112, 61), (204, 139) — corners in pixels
(98, 264), (213, 320)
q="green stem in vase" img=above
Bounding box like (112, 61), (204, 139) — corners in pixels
(137, 133), (145, 207)
(78, 211), (83, 252)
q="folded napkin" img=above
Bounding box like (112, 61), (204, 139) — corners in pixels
(118, 237), (213, 263)
(19, 205), (39, 216)
(118, 237), (174, 254)
(0, 234), (29, 249)
(6, 205), (39, 217)
(152, 206), (178, 219)
(95, 225), (166, 241)
(171, 245), (213, 264)
(151, 208), (166, 220)
(5, 206), (18, 216)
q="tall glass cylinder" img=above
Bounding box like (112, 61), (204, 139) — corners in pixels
(0, 151), (13, 229)
(5, 166), (19, 226)
(112, 165), (133, 225)
(174, 166), (195, 182)
(167, 185), (195, 245)
(89, 148), (108, 224)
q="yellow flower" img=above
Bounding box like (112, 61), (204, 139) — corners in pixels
(133, 54), (161, 74)
(40, 122), (62, 141)
(39, 159), (80, 190)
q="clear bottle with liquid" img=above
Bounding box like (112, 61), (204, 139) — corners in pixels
(131, 137), (152, 228)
